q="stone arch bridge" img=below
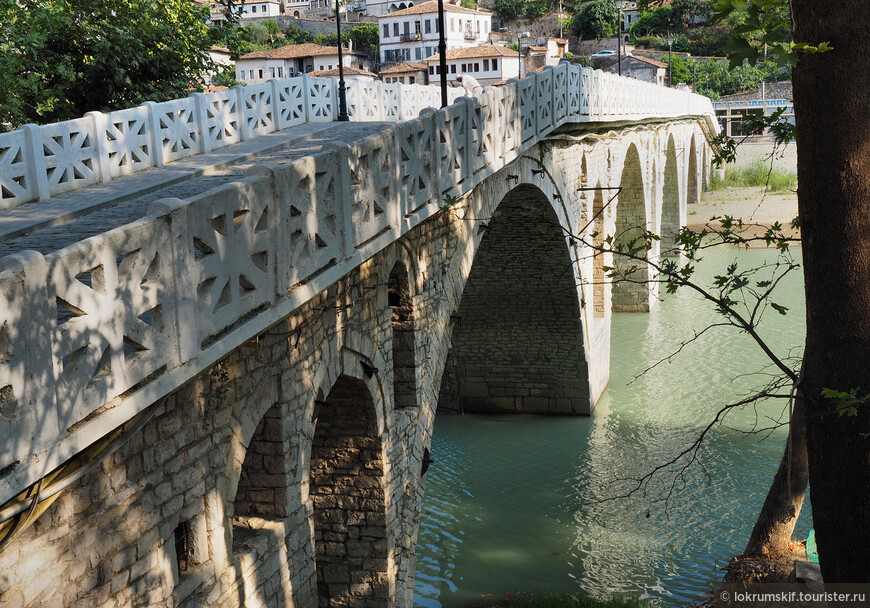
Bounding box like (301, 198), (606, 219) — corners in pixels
(0, 67), (716, 606)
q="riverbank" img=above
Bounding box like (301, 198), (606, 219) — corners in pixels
(688, 186), (799, 245)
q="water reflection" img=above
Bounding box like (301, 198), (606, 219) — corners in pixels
(414, 247), (809, 607)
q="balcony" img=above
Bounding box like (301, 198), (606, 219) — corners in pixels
(401, 33), (422, 42)
(464, 30), (477, 40)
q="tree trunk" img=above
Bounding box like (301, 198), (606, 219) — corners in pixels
(792, 0), (870, 582)
(743, 388), (808, 557)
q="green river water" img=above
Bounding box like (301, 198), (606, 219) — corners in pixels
(414, 246), (809, 607)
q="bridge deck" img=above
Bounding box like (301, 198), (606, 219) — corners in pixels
(0, 121), (386, 259)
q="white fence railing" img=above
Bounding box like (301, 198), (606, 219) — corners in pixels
(0, 64), (717, 505)
(0, 68), (715, 213)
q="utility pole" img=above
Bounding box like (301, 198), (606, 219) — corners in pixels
(617, 8), (622, 76)
(438, 0), (447, 106)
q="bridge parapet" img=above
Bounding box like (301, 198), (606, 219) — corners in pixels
(0, 67), (716, 212)
(0, 63), (717, 506)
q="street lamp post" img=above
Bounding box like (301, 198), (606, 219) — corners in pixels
(667, 31), (673, 88)
(617, 9), (622, 76)
(437, 0), (447, 106)
(517, 31), (529, 77)
(335, 0), (349, 121)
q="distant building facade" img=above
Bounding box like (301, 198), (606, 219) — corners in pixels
(425, 45), (520, 85)
(603, 54), (667, 86)
(236, 43), (367, 82)
(713, 82), (795, 136)
(378, 1), (491, 66)
(210, 0), (284, 21)
(380, 62), (429, 84)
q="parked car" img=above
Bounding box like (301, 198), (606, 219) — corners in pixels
(589, 50), (617, 58)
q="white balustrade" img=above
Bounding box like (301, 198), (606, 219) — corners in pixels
(0, 64), (718, 505)
(0, 68), (716, 211)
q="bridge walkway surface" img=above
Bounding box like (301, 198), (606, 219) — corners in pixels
(0, 121), (387, 259)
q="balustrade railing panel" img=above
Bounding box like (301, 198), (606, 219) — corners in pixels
(183, 175), (278, 347)
(0, 130), (34, 210)
(275, 78), (307, 129)
(200, 89), (243, 151)
(39, 118), (102, 197)
(151, 97), (201, 165)
(280, 150), (345, 287)
(96, 107), (154, 178)
(396, 117), (438, 221)
(45, 215), (178, 432)
(306, 76), (337, 122)
(238, 83), (277, 139)
(346, 130), (398, 249)
(536, 68), (555, 135)
(434, 99), (470, 194)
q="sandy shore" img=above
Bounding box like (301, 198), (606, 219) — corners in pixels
(687, 186), (800, 245)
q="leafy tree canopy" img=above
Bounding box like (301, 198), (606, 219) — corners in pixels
(493, 0), (526, 23)
(312, 24), (379, 57)
(0, 0), (214, 128)
(571, 0), (618, 40)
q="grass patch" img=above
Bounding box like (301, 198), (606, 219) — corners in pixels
(474, 592), (652, 608)
(709, 158), (796, 192)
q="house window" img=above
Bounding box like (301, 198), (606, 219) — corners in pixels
(269, 67), (275, 78)
(278, 67), (283, 77)
(474, 62), (479, 72)
(252, 4), (257, 12)
(435, 18), (439, 33)
(249, 70), (254, 79)
(258, 69), (263, 79)
(393, 23), (399, 36)
(383, 24), (389, 37)
(404, 21), (410, 35)
(415, 47), (421, 60)
(429, 65), (434, 75)
(483, 59), (489, 71)
(492, 59), (498, 70)
(450, 64), (456, 73)
(425, 19), (431, 33)
(409, 76), (415, 84)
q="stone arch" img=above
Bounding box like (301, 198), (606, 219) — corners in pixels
(452, 183), (591, 414)
(612, 143), (651, 311)
(234, 402), (289, 519)
(661, 134), (681, 256)
(389, 261), (418, 409)
(310, 374), (389, 607)
(687, 133), (699, 204)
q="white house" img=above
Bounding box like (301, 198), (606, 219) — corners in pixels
(615, 0), (639, 34)
(424, 45), (519, 85)
(380, 62), (429, 84)
(210, 0), (284, 21)
(310, 66), (379, 82)
(378, 1), (491, 66)
(236, 43), (367, 82)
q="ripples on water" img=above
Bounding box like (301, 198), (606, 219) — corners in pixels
(414, 248), (810, 607)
